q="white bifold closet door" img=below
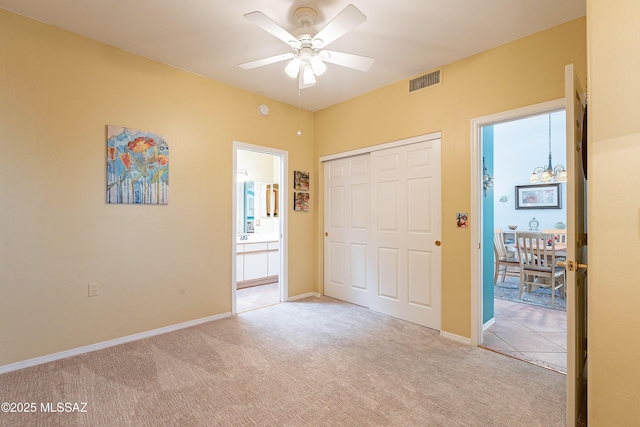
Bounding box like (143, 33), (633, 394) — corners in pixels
(323, 138), (441, 330)
(324, 154), (371, 307)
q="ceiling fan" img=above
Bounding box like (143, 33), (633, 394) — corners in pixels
(238, 4), (375, 89)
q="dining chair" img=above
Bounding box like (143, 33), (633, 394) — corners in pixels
(542, 229), (567, 244)
(493, 229), (520, 285)
(515, 232), (566, 306)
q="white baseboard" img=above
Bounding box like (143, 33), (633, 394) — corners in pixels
(440, 331), (472, 345)
(483, 317), (496, 331)
(288, 292), (321, 301)
(0, 312), (231, 375)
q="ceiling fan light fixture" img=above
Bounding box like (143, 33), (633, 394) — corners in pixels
(302, 63), (316, 85)
(285, 57), (302, 78)
(309, 54), (326, 76)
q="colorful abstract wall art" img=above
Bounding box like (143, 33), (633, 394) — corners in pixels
(107, 125), (169, 204)
(294, 192), (310, 212)
(293, 170), (309, 191)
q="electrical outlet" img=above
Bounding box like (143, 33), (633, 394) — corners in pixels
(88, 282), (99, 297)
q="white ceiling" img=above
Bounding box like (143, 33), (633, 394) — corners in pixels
(0, 0), (585, 112)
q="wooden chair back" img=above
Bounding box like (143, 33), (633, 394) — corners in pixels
(542, 229), (567, 244)
(493, 229), (519, 284)
(515, 231), (565, 306)
(493, 229), (509, 260)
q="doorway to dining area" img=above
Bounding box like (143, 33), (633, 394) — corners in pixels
(481, 110), (568, 373)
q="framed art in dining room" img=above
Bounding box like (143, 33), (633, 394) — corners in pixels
(515, 183), (561, 209)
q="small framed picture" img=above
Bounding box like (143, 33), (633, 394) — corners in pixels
(515, 183), (561, 209)
(456, 212), (468, 228)
(293, 170), (309, 191)
(294, 192), (310, 212)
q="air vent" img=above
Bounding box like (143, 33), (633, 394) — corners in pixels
(409, 69), (441, 93)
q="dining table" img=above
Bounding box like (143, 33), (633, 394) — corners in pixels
(506, 241), (567, 261)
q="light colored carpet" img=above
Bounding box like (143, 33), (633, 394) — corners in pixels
(0, 296), (566, 426)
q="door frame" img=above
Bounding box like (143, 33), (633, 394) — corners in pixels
(469, 98), (565, 346)
(232, 141), (289, 314)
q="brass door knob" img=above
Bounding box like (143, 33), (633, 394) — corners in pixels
(559, 260), (588, 271)
(435, 240), (441, 246)
(325, 232), (329, 237)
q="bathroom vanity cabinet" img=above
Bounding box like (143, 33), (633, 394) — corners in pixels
(236, 240), (279, 288)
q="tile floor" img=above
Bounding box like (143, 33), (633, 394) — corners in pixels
(236, 282), (280, 312)
(483, 298), (567, 373)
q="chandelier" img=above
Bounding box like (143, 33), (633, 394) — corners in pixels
(529, 113), (567, 183)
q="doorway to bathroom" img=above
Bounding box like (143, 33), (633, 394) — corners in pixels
(232, 142), (288, 313)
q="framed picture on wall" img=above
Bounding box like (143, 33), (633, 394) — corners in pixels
(107, 125), (169, 205)
(515, 183), (561, 209)
(294, 192), (310, 212)
(293, 170), (309, 190)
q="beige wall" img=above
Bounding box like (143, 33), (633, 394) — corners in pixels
(0, 7), (590, 375)
(314, 18), (587, 338)
(5, 4), (640, 421)
(0, 9), (315, 365)
(588, 1), (640, 424)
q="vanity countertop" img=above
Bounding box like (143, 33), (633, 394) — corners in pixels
(236, 233), (279, 244)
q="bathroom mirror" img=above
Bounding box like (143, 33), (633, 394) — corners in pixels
(237, 149), (281, 237)
(244, 181), (255, 233)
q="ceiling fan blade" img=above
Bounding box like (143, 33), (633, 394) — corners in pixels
(244, 11), (301, 49)
(312, 4), (366, 49)
(238, 53), (295, 70)
(320, 50), (374, 72)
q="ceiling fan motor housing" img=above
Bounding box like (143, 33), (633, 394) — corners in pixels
(294, 7), (317, 27)
(292, 8), (320, 51)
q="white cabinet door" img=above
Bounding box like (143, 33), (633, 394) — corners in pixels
(243, 243), (269, 281)
(236, 244), (244, 282)
(267, 242), (280, 277)
(236, 253), (244, 282)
